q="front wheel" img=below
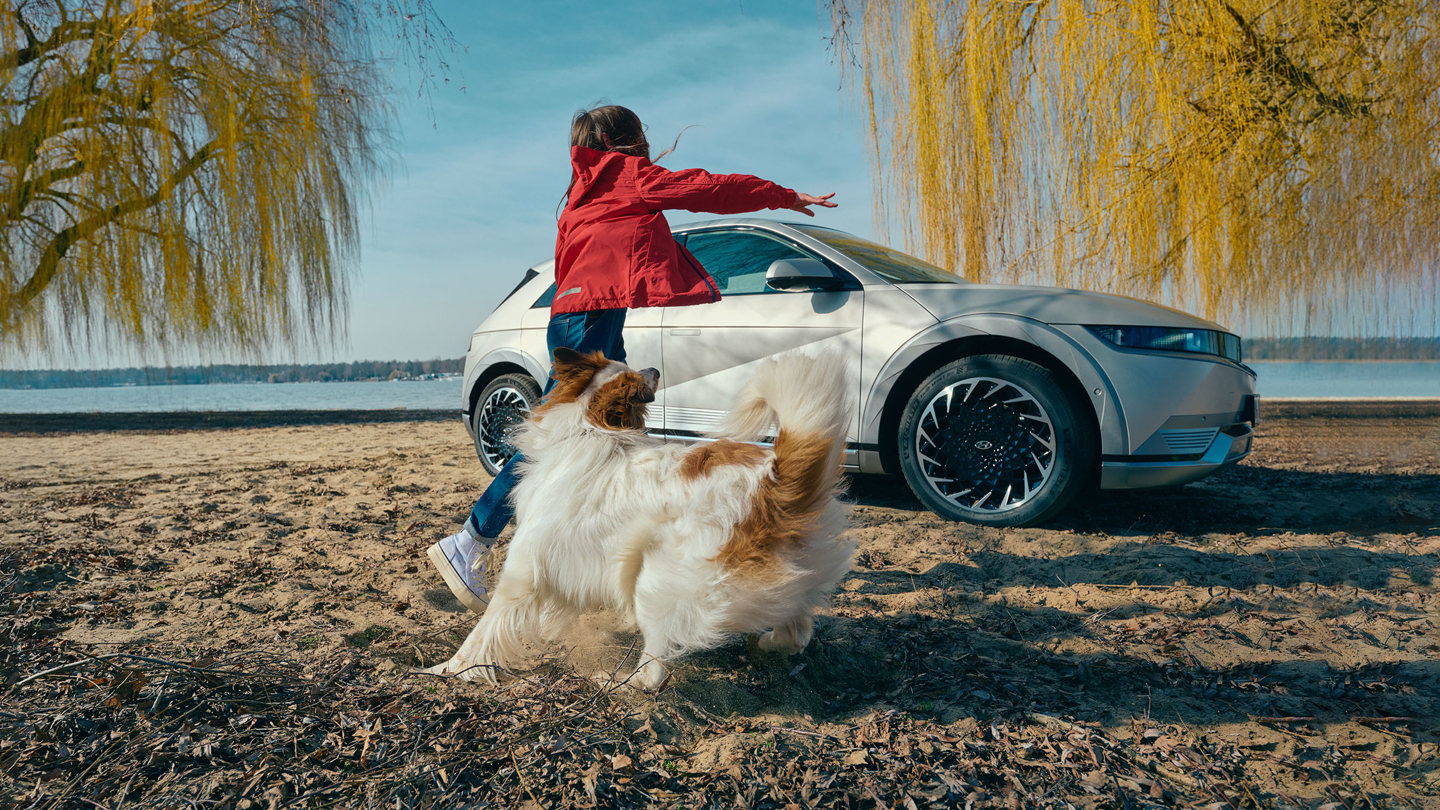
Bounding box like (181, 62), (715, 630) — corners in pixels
(897, 355), (1096, 527)
(471, 373), (542, 475)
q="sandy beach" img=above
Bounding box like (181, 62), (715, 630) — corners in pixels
(2, 401), (1437, 806)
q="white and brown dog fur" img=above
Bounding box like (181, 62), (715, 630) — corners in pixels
(425, 347), (855, 689)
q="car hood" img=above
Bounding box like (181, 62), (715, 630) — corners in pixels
(894, 283), (1230, 331)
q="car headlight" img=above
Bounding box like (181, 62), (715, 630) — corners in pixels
(1087, 326), (1242, 363)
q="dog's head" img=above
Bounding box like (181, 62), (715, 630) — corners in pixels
(534, 347), (659, 431)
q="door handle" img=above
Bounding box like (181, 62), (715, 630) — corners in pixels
(669, 329), (701, 336)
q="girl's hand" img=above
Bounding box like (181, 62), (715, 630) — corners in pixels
(790, 192), (837, 217)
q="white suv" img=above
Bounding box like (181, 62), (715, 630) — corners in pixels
(462, 219), (1257, 527)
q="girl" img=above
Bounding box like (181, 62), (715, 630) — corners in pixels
(429, 105), (837, 612)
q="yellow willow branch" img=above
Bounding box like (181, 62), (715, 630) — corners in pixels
(1, 16), (98, 71)
(4, 158), (87, 222)
(4, 138), (220, 322)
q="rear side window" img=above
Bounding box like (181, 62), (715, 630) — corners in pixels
(682, 230), (823, 295)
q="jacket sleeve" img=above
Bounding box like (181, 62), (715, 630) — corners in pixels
(633, 163), (797, 214)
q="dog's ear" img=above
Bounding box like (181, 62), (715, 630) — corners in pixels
(550, 348), (608, 381)
(552, 347), (585, 369)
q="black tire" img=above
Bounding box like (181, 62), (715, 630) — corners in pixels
(471, 373), (542, 475)
(896, 354), (1096, 527)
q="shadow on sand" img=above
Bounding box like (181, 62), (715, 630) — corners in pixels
(844, 465), (1440, 537)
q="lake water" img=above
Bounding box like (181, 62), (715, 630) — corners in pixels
(1249, 361), (1439, 399)
(0, 362), (1434, 414)
(0, 377), (464, 414)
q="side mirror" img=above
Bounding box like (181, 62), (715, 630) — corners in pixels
(765, 258), (843, 292)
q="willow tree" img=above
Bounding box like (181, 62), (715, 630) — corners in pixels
(1, 0), (441, 355)
(832, 0), (1440, 333)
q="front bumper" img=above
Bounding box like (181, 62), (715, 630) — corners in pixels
(1099, 418), (1254, 489)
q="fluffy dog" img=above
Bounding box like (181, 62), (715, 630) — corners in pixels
(425, 347), (855, 689)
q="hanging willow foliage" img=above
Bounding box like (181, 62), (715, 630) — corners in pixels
(831, 0), (1440, 334)
(0, 0), (447, 356)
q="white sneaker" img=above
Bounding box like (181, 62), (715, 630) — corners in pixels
(426, 529), (492, 613)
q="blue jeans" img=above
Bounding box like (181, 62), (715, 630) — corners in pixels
(465, 309), (627, 538)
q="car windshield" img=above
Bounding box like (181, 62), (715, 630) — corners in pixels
(792, 225), (961, 285)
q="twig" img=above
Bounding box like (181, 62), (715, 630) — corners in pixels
(10, 653), (130, 689)
(1085, 582), (1183, 590)
(1209, 785), (1241, 810)
(511, 746), (541, 806)
(316, 659), (356, 693)
(766, 725), (841, 741)
(11, 651), (241, 690)
(1325, 784), (1355, 810)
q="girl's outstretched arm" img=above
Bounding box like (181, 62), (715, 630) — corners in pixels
(635, 163), (819, 215)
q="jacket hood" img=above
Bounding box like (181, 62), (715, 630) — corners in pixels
(567, 146), (637, 209)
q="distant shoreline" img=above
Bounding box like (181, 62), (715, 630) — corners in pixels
(2, 399), (1439, 435)
(0, 373), (463, 391)
(0, 360), (464, 390)
(0, 409), (459, 435)
(1250, 358), (1440, 363)
(3, 351), (1435, 390)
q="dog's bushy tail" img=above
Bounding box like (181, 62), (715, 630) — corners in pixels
(720, 351), (850, 448)
(716, 351), (851, 561)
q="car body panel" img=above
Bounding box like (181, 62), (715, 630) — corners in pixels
(851, 287), (947, 471)
(658, 290), (863, 437)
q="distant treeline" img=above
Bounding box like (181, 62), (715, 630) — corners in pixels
(0, 358), (465, 390)
(3, 338), (1435, 389)
(1244, 337), (1440, 361)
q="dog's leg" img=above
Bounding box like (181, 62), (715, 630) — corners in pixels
(537, 599), (580, 643)
(757, 613), (814, 654)
(629, 576), (688, 692)
(423, 572), (541, 684)
(624, 520), (730, 691)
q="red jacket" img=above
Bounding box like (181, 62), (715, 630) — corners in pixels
(552, 146), (797, 314)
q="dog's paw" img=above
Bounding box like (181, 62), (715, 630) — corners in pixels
(632, 657), (671, 692)
(757, 617), (814, 654)
(756, 629), (804, 654)
(420, 657), (499, 684)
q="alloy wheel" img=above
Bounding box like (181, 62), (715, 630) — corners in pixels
(476, 385), (532, 471)
(914, 376), (1057, 514)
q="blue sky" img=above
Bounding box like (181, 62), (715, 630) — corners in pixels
(345, 0), (879, 363)
(13, 1), (1434, 370)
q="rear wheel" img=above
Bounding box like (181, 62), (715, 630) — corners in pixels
(897, 355), (1095, 526)
(472, 373), (542, 475)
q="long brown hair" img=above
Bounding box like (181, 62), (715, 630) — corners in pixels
(570, 105), (650, 158)
(561, 105), (684, 212)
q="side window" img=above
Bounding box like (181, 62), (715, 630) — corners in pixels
(683, 230), (818, 295)
(532, 283), (556, 309)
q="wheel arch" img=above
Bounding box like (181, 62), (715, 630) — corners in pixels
(468, 362), (530, 411)
(463, 347), (547, 432)
(869, 319), (1116, 476)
